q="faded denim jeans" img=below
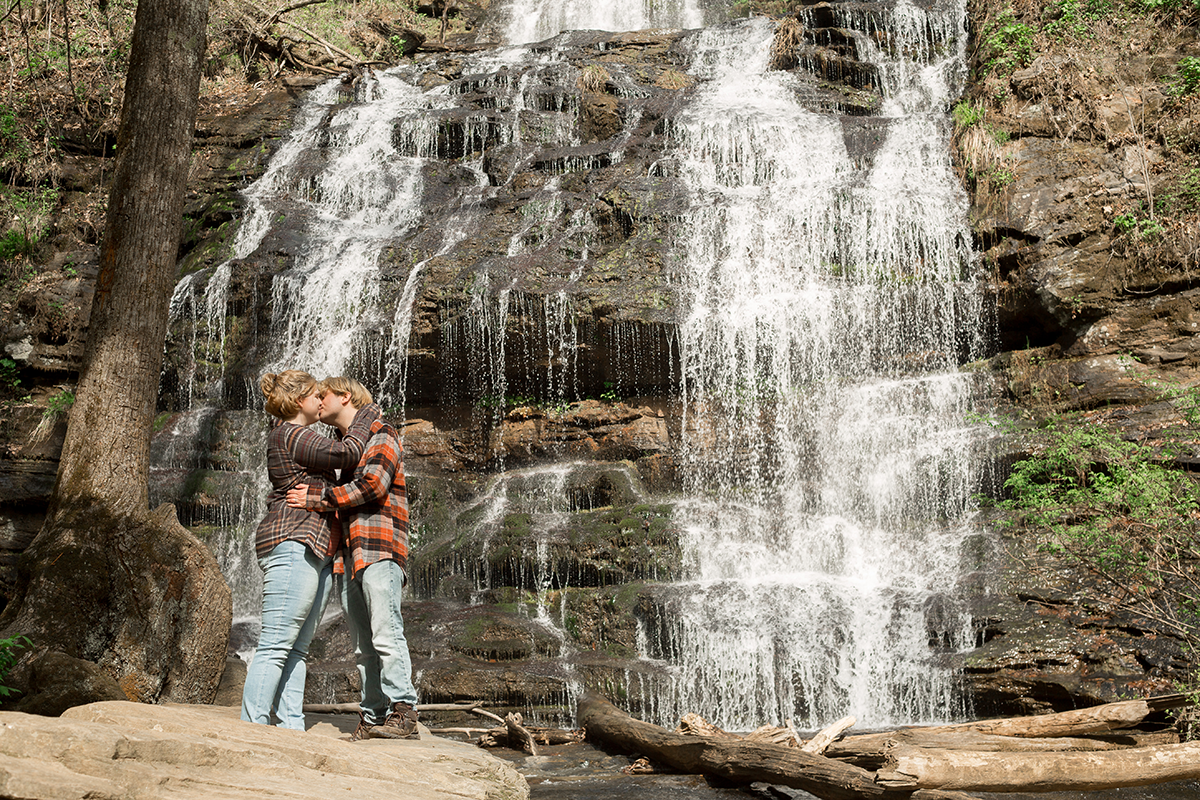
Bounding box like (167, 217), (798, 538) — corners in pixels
(339, 559), (418, 724)
(241, 540), (333, 729)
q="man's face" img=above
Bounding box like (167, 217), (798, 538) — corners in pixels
(318, 391), (350, 424)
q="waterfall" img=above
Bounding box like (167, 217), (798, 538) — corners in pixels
(493, 0), (705, 45)
(159, 0), (993, 728)
(641, 10), (985, 729)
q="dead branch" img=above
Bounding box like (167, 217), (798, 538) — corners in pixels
(802, 715), (857, 754)
(505, 711), (538, 755)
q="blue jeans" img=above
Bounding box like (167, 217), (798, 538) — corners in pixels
(339, 559), (418, 724)
(241, 540), (333, 729)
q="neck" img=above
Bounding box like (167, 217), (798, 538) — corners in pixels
(335, 406), (359, 433)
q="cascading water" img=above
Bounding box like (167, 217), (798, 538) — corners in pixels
(632, 7), (987, 729)
(159, 0), (994, 728)
(491, 0), (705, 45)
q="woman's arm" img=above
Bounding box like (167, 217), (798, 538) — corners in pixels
(285, 408), (373, 471)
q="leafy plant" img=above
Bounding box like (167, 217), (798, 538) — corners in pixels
(0, 635), (31, 698)
(0, 358), (20, 391)
(982, 11), (1034, 76)
(952, 101), (985, 130)
(46, 389), (76, 417)
(1000, 420), (1200, 648)
(1113, 212), (1163, 239)
(1171, 57), (1200, 97)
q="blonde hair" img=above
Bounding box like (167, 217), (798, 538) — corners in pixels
(317, 376), (372, 409)
(260, 370), (317, 419)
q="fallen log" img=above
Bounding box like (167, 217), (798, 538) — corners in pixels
(877, 740), (1200, 792)
(303, 700), (491, 714)
(940, 694), (1190, 738)
(505, 712), (538, 755)
(826, 729), (1180, 769)
(477, 725), (583, 748)
(577, 692), (980, 800)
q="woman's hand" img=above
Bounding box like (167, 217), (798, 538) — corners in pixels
(286, 484), (310, 508)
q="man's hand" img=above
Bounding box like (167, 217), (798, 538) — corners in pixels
(286, 484), (310, 509)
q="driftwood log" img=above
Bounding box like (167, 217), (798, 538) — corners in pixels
(877, 740), (1200, 792)
(577, 692), (979, 800)
(579, 691), (1200, 798)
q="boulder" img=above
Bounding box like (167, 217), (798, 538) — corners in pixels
(7, 649), (126, 717)
(0, 701), (528, 800)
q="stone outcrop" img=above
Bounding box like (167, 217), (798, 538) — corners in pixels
(0, 701), (528, 800)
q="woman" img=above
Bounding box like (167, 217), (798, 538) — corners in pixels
(240, 369), (371, 729)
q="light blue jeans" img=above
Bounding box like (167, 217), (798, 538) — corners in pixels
(241, 540), (333, 729)
(339, 559), (418, 724)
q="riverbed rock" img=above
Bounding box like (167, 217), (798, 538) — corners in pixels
(0, 701), (528, 800)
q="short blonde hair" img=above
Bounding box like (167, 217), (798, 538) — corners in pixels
(260, 370), (317, 419)
(317, 376), (372, 409)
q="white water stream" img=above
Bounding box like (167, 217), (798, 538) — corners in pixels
(639, 10), (985, 729)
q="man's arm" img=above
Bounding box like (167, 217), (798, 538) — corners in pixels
(288, 426), (400, 512)
(320, 428), (400, 509)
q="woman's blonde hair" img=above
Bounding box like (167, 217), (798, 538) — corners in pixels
(260, 370), (317, 419)
(317, 376), (373, 409)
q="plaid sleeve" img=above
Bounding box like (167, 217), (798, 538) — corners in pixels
(288, 420), (368, 472)
(322, 427), (399, 510)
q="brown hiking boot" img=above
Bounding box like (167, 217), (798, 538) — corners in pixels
(368, 702), (419, 740)
(350, 711), (375, 741)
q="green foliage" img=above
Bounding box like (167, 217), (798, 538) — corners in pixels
(1113, 212), (1164, 239)
(1001, 423), (1198, 541)
(0, 229), (37, 260)
(1155, 169), (1200, 218)
(1044, 0), (1112, 39)
(1171, 57), (1200, 96)
(982, 11), (1034, 76)
(0, 635), (31, 698)
(1000, 421), (1200, 647)
(0, 358), (20, 391)
(952, 101), (985, 130)
(0, 105), (31, 162)
(45, 389), (76, 417)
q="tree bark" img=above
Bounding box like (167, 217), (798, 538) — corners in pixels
(877, 741), (1200, 792)
(576, 692), (979, 800)
(938, 696), (1187, 738)
(0, 0), (230, 707)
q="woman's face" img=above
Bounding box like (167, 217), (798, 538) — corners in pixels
(297, 390), (322, 425)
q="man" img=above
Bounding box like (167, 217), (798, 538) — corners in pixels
(287, 377), (419, 740)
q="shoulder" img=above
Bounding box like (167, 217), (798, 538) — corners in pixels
(368, 417), (399, 439)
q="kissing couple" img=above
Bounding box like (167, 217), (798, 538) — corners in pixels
(240, 370), (418, 742)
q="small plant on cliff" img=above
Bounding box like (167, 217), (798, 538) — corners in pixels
(0, 358), (20, 391)
(579, 64), (611, 94)
(0, 635), (31, 698)
(1000, 420), (1200, 649)
(981, 11), (1034, 77)
(1171, 57), (1200, 96)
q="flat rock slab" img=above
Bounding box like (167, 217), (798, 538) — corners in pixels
(0, 701), (529, 800)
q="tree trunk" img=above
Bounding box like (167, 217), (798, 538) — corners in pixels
(576, 692), (980, 800)
(0, 0), (230, 708)
(877, 741), (1200, 792)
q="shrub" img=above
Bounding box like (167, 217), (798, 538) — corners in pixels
(1172, 57), (1200, 96)
(999, 419), (1200, 646)
(0, 635), (31, 698)
(983, 11), (1034, 76)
